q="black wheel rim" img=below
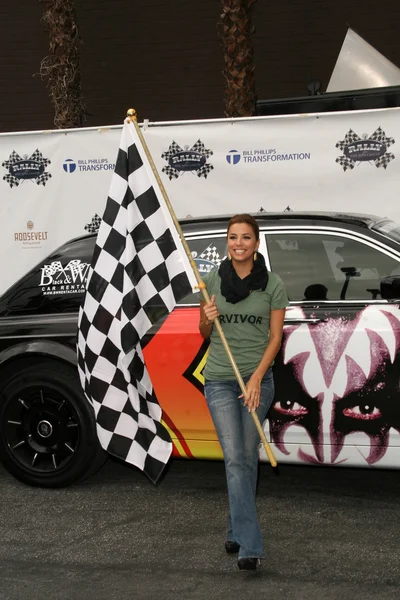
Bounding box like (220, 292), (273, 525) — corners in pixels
(3, 385), (80, 474)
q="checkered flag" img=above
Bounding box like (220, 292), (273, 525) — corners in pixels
(196, 163), (214, 178)
(161, 164), (180, 180)
(77, 120), (196, 483)
(30, 149), (51, 168)
(191, 139), (213, 159)
(335, 155), (356, 171)
(35, 172), (52, 186)
(335, 129), (360, 151)
(2, 150), (22, 170)
(3, 173), (20, 187)
(370, 127), (395, 147)
(199, 244), (223, 267)
(85, 214), (102, 233)
(42, 261), (64, 277)
(161, 141), (182, 180)
(375, 153), (395, 169)
(161, 141), (182, 159)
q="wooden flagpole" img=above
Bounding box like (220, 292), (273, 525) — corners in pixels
(127, 109), (277, 468)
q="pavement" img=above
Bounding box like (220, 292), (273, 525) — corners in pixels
(0, 457), (399, 600)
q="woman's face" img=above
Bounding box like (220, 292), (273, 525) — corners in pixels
(227, 223), (259, 265)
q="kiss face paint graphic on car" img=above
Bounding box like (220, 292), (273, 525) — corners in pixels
(270, 305), (400, 465)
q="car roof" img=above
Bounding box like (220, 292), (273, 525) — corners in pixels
(178, 211), (384, 233)
(70, 211), (387, 244)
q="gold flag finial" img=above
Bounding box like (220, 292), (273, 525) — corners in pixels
(126, 108), (137, 122)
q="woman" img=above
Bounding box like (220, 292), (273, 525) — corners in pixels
(199, 214), (288, 571)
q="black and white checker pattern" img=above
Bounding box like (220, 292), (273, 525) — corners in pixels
(196, 163), (214, 178)
(161, 164), (180, 180)
(369, 127), (395, 147)
(191, 139), (214, 159)
(77, 120), (195, 483)
(375, 153), (395, 169)
(30, 149), (51, 167)
(2, 173), (21, 187)
(161, 141), (182, 180)
(335, 155), (356, 171)
(335, 129), (360, 152)
(35, 172), (52, 186)
(199, 244), (222, 267)
(2, 150), (22, 170)
(161, 141), (182, 159)
(85, 214), (102, 233)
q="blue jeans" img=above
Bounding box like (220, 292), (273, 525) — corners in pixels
(204, 370), (274, 559)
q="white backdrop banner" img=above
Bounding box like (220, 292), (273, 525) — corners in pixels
(1, 107), (400, 294)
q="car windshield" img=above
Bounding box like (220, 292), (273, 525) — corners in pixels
(372, 219), (400, 245)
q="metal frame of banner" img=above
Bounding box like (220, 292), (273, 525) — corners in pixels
(127, 108), (277, 468)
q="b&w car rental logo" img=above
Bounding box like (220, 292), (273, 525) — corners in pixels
(161, 140), (214, 180)
(39, 260), (90, 295)
(336, 127), (395, 171)
(2, 150), (52, 187)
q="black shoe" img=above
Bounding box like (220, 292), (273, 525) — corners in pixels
(237, 557), (261, 571)
(225, 540), (240, 554)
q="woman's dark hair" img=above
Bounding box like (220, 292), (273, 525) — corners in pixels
(227, 214), (259, 241)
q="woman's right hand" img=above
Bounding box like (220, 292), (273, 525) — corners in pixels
(203, 295), (219, 323)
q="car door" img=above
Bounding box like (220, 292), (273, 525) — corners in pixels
(264, 226), (400, 468)
(144, 226), (267, 460)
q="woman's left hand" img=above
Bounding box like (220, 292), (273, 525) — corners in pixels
(239, 374), (262, 412)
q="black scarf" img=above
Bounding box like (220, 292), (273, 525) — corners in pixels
(218, 251), (269, 304)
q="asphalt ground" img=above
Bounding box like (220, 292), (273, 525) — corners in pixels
(0, 457), (399, 600)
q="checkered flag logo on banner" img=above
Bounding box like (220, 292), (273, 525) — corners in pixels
(336, 127), (395, 171)
(2, 149), (52, 187)
(77, 120), (196, 483)
(161, 139), (214, 180)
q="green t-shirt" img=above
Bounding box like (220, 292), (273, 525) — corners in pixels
(202, 268), (289, 380)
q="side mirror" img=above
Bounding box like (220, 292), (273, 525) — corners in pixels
(380, 276), (400, 300)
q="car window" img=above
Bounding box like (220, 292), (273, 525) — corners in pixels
(2, 237), (95, 315)
(266, 232), (400, 301)
(177, 236), (227, 305)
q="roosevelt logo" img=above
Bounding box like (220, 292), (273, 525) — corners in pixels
(2, 149), (52, 187)
(39, 260), (90, 296)
(14, 221), (49, 248)
(336, 127), (395, 171)
(161, 140), (214, 180)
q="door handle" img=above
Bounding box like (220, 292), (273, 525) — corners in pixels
(284, 317), (326, 324)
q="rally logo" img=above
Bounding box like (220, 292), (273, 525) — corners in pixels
(84, 214), (101, 233)
(336, 127), (395, 171)
(39, 260), (90, 296)
(2, 150), (52, 187)
(161, 140), (214, 179)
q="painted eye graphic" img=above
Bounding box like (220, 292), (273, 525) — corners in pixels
(273, 400), (308, 416)
(343, 404), (382, 420)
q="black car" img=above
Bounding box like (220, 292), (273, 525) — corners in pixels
(1, 211), (400, 487)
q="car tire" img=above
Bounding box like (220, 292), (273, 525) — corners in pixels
(0, 359), (107, 488)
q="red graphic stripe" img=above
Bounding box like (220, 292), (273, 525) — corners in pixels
(162, 411), (194, 458)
